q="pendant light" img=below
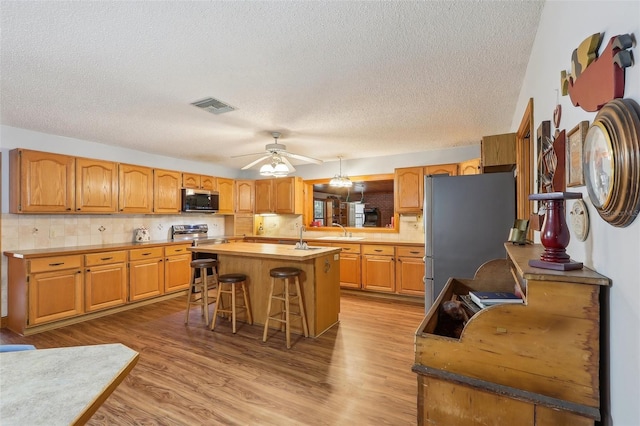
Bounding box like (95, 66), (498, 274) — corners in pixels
(329, 157), (352, 188)
(260, 155), (291, 177)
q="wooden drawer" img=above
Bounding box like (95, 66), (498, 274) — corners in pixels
(362, 244), (394, 256)
(165, 244), (191, 256)
(30, 255), (83, 273)
(396, 246), (424, 258)
(85, 251), (127, 267)
(129, 247), (163, 261)
(333, 243), (361, 254)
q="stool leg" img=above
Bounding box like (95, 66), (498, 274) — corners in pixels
(295, 276), (309, 338)
(263, 277), (276, 342)
(241, 282), (253, 325)
(210, 283), (224, 331)
(184, 266), (197, 324)
(201, 267), (209, 326)
(231, 283), (237, 334)
(285, 278), (291, 349)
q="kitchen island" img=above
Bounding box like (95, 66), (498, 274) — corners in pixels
(190, 242), (342, 337)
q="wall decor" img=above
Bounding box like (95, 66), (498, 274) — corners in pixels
(566, 121), (590, 187)
(583, 98), (640, 227)
(560, 33), (634, 112)
(552, 130), (566, 192)
(570, 199), (590, 241)
(536, 120), (552, 193)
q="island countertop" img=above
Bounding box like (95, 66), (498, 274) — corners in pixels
(188, 241), (342, 261)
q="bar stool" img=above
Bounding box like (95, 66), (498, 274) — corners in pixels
(184, 259), (218, 326)
(263, 267), (309, 348)
(211, 273), (253, 333)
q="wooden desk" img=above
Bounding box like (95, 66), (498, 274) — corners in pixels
(0, 343), (139, 425)
(190, 242), (342, 337)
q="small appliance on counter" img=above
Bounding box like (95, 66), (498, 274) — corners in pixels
(134, 227), (150, 242)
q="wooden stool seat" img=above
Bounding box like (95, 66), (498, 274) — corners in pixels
(211, 273), (253, 333)
(185, 259), (218, 326)
(263, 267), (309, 348)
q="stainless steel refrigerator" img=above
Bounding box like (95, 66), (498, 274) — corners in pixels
(424, 172), (515, 310)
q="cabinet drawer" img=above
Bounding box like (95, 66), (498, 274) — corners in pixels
(129, 247), (163, 261)
(85, 251), (127, 267)
(333, 243), (361, 254)
(362, 244), (394, 256)
(30, 255), (83, 273)
(396, 246), (425, 258)
(165, 244), (192, 256)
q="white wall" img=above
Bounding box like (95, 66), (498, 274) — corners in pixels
(512, 2), (640, 424)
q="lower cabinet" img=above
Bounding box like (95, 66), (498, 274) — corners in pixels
(361, 245), (395, 293)
(395, 246), (425, 296)
(84, 251), (127, 312)
(129, 247), (165, 302)
(28, 255), (84, 326)
(164, 244), (192, 293)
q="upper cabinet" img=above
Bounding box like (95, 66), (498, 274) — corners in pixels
(458, 158), (481, 175)
(424, 163), (458, 176)
(255, 177), (303, 214)
(10, 149), (75, 213)
(118, 164), (153, 213)
(216, 177), (235, 214)
(394, 167), (424, 214)
(75, 158), (118, 213)
(182, 173), (216, 191)
(481, 133), (516, 172)
(235, 180), (255, 214)
(153, 169), (181, 213)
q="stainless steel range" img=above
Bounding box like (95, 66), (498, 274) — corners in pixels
(171, 224), (227, 247)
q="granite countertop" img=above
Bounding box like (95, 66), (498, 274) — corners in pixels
(190, 241), (341, 261)
(249, 236), (423, 246)
(0, 343), (139, 425)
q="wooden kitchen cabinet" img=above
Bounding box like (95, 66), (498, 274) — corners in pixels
(9, 149), (75, 213)
(424, 163), (458, 176)
(255, 179), (275, 213)
(394, 166), (423, 213)
(84, 251), (127, 312)
(153, 169), (181, 213)
(75, 157), (119, 213)
(255, 177), (303, 214)
(361, 245), (395, 293)
(235, 179), (255, 213)
(334, 243), (361, 289)
(395, 246), (425, 296)
(482, 133), (516, 172)
(119, 163), (153, 213)
(216, 177), (235, 214)
(129, 247), (164, 301)
(182, 173), (216, 191)
(458, 158), (481, 175)
(414, 244), (610, 425)
(164, 244), (192, 293)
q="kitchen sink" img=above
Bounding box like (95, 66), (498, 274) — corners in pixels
(315, 236), (365, 241)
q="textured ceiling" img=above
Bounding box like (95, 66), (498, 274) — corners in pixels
(0, 1), (544, 170)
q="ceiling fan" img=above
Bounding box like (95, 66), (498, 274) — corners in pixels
(233, 132), (323, 175)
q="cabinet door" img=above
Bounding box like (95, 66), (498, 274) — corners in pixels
(361, 255), (395, 292)
(75, 158), (118, 213)
(339, 253), (361, 289)
(394, 167), (423, 213)
(425, 163), (458, 176)
(217, 177), (235, 213)
(182, 173), (200, 189)
(164, 252), (192, 293)
(482, 133), (516, 168)
(255, 179), (274, 213)
(11, 149), (75, 213)
(29, 269), (83, 325)
(85, 262), (127, 312)
(396, 256), (425, 296)
(235, 180), (255, 213)
(200, 175), (216, 191)
(459, 158), (481, 175)
(119, 164), (153, 213)
(154, 169), (181, 213)
(129, 258), (164, 301)
(274, 177), (302, 214)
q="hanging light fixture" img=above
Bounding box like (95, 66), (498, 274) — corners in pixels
(260, 155), (291, 177)
(329, 156), (352, 187)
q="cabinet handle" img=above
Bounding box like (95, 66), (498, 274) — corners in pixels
(409, 251), (420, 254)
(343, 248), (351, 251)
(141, 253), (152, 256)
(175, 249), (183, 252)
(77, 270), (82, 274)
(66, 208), (72, 211)
(100, 257), (113, 261)
(49, 262), (64, 267)
(374, 249), (383, 252)
(86, 269), (90, 272)
(77, 208), (81, 211)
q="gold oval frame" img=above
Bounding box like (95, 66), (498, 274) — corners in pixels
(583, 99), (640, 227)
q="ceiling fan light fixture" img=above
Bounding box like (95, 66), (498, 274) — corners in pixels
(329, 157), (352, 187)
(260, 163), (276, 176)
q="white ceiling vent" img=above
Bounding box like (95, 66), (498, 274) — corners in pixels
(191, 97), (235, 114)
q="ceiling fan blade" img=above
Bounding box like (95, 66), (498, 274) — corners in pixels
(280, 156), (296, 173)
(231, 151), (269, 159)
(281, 151), (323, 164)
(241, 155), (271, 170)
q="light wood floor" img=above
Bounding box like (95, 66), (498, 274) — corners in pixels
(0, 292), (425, 425)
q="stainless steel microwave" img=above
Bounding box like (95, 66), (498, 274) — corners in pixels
(181, 189), (219, 213)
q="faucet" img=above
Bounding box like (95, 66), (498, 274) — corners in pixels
(332, 223), (348, 237)
(299, 225), (306, 246)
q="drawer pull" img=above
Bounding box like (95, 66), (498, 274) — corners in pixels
(343, 248), (351, 251)
(100, 257), (113, 261)
(174, 249), (183, 252)
(49, 262), (64, 267)
(374, 249), (383, 252)
(141, 252), (152, 256)
(409, 251), (420, 254)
